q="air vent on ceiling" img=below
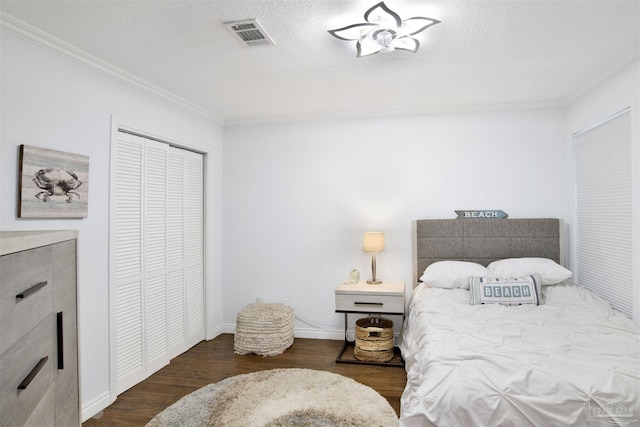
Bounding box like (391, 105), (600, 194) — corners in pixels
(224, 19), (275, 47)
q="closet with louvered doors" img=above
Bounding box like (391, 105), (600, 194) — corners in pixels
(110, 131), (205, 396)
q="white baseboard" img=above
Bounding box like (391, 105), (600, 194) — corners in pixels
(294, 327), (343, 340)
(216, 323), (344, 341)
(81, 391), (112, 422)
(219, 323), (236, 335)
(206, 323), (225, 340)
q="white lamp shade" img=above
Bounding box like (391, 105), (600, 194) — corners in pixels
(363, 232), (385, 252)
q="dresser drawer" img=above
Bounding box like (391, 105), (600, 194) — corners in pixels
(0, 315), (55, 427)
(24, 384), (55, 427)
(55, 386), (79, 427)
(0, 245), (53, 355)
(335, 293), (404, 314)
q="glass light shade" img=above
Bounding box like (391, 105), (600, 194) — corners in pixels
(363, 232), (385, 252)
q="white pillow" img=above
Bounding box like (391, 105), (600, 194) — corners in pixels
(487, 257), (572, 286)
(420, 261), (488, 289)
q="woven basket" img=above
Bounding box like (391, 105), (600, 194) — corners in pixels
(354, 317), (394, 362)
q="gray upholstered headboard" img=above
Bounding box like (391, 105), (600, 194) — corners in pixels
(413, 218), (562, 287)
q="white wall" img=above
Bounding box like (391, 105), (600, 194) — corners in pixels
(0, 32), (224, 419)
(223, 109), (572, 336)
(566, 60), (640, 321)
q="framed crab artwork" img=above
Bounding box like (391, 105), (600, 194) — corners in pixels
(19, 145), (89, 218)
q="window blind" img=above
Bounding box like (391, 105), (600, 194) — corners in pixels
(574, 109), (633, 318)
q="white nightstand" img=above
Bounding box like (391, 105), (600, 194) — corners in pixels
(334, 281), (405, 366)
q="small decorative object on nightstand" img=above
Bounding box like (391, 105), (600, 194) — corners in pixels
(349, 269), (360, 284)
(334, 281), (405, 366)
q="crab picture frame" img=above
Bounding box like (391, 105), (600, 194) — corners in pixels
(19, 145), (89, 218)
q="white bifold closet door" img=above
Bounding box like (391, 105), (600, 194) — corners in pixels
(112, 131), (204, 395)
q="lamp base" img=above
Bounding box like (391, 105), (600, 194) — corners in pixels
(367, 280), (382, 284)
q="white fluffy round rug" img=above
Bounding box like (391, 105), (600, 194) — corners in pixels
(145, 368), (398, 427)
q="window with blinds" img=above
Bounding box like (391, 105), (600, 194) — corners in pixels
(574, 108), (633, 318)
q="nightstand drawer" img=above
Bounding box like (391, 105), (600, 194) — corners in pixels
(335, 293), (404, 314)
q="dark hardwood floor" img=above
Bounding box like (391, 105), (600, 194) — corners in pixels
(83, 334), (406, 426)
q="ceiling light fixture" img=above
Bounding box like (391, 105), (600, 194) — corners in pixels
(328, 2), (441, 58)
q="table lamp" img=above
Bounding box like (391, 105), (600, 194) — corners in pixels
(363, 232), (384, 284)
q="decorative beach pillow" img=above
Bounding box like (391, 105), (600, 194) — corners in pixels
(420, 261), (488, 289)
(487, 257), (572, 285)
(469, 274), (543, 305)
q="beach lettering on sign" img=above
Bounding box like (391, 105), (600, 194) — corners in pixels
(455, 210), (508, 219)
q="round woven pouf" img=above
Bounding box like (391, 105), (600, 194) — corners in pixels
(234, 303), (294, 356)
(354, 317), (394, 362)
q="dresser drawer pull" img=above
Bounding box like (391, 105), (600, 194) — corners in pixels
(17, 356), (49, 390)
(354, 302), (384, 306)
(15, 281), (48, 300)
(57, 312), (64, 369)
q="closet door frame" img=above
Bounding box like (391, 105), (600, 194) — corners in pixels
(108, 117), (213, 404)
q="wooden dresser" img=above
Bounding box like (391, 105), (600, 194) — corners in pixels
(0, 231), (79, 427)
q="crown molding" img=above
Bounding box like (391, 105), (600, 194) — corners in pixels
(223, 99), (564, 126)
(563, 40), (640, 106)
(0, 11), (224, 124)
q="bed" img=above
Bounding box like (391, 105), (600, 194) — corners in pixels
(399, 218), (640, 427)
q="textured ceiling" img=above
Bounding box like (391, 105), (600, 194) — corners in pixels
(1, 0), (639, 124)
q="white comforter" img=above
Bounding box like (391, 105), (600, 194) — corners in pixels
(399, 282), (640, 427)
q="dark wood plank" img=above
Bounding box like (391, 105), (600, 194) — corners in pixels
(83, 334), (406, 426)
